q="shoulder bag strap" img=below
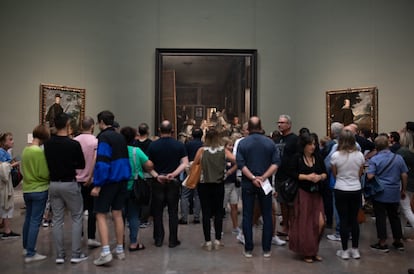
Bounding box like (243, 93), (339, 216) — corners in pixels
(376, 153), (397, 177)
(132, 147), (139, 180)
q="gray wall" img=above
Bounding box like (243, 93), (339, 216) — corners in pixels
(1, 0), (413, 155)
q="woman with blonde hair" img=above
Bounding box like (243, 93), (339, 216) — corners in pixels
(193, 128), (235, 251)
(330, 129), (365, 260)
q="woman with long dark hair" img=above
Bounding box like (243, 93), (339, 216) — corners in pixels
(288, 133), (327, 263)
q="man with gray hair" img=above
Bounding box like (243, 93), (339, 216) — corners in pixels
(273, 114), (298, 237)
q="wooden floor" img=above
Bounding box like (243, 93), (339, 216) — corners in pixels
(1, 188), (413, 274)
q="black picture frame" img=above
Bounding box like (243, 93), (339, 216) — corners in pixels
(155, 48), (257, 138)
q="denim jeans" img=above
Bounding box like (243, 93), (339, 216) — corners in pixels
(180, 186), (200, 222)
(332, 191), (340, 234)
(23, 190), (48, 257)
(241, 182), (273, 252)
(126, 191), (141, 244)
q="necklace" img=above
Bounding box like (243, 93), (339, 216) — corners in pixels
(303, 155), (314, 167)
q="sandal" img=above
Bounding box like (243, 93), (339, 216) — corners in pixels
(303, 257), (313, 263)
(129, 243), (145, 251)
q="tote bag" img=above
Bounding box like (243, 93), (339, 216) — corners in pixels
(182, 162), (202, 189)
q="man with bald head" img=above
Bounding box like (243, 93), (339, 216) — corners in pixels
(237, 116), (280, 258)
(147, 120), (188, 248)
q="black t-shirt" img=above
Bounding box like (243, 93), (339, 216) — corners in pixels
(274, 133), (299, 180)
(147, 137), (187, 175)
(44, 135), (85, 181)
(185, 139), (203, 161)
(133, 138), (152, 155)
(355, 135), (375, 153)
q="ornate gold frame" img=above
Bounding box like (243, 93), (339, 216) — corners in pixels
(326, 86), (378, 136)
(39, 83), (86, 134)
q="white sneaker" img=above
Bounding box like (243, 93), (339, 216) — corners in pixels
(243, 250), (253, 258)
(213, 239), (223, 250)
(350, 248), (361, 259)
(327, 234), (341, 241)
(236, 232), (245, 245)
(232, 227), (242, 235)
(94, 253), (112, 266)
(202, 241), (212, 251)
(71, 253), (88, 263)
(88, 239), (101, 248)
(55, 257), (65, 264)
(25, 253), (47, 263)
(112, 250), (125, 260)
(272, 236), (286, 246)
(263, 251), (271, 258)
(336, 249), (350, 260)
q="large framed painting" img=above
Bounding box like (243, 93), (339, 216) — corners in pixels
(326, 86), (378, 136)
(39, 83), (86, 134)
(155, 48), (257, 138)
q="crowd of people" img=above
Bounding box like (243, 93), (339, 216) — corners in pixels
(0, 111), (413, 273)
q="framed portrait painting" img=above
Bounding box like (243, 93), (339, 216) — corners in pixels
(326, 86), (378, 136)
(39, 83), (86, 134)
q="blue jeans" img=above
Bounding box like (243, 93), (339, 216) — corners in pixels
(241, 182), (273, 252)
(333, 191), (340, 234)
(23, 190), (48, 257)
(180, 186), (200, 221)
(126, 191), (141, 244)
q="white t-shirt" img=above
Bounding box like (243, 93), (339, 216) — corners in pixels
(331, 150), (365, 191)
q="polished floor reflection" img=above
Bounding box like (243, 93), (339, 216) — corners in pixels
(1, 189), (413, 274)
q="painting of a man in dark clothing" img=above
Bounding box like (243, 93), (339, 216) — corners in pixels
(45, 93), (64, 127)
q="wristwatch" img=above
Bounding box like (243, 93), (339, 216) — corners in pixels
(251, 175), (256, 180)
